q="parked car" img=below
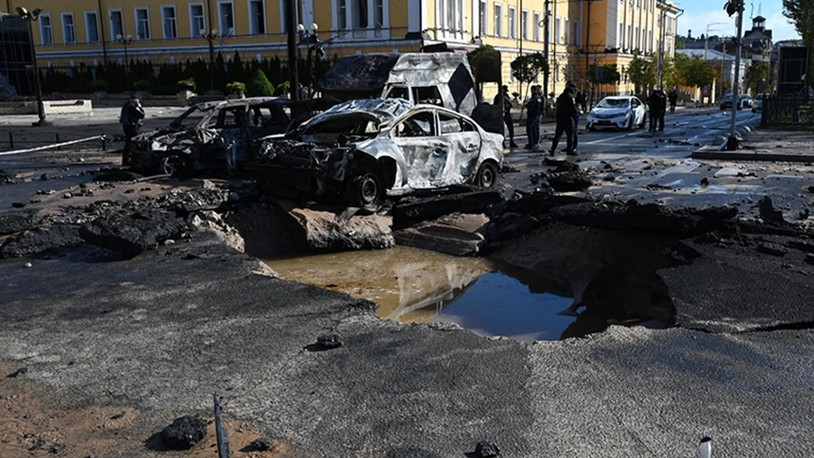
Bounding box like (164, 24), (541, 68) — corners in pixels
(585, 96), (647, 130)
(719, 94), (752, 110)
(128, 97), (291, 175)
(250, 98), (504, 210)
(752, 92), (770, 112)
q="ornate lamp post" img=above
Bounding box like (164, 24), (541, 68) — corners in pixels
(298, 22), (322, 99)
(201, 28), (219, 92)
(16, 6), (48, 127)
(116, 34), (133, 91)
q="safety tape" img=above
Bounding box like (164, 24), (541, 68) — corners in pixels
(0, 135), (106, 157)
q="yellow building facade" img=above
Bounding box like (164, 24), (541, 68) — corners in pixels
(3, 0), (680, 98)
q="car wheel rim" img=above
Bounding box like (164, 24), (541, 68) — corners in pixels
(358, 175), (378, 204)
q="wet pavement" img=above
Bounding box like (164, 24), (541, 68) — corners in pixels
(1, 104), (814, 457)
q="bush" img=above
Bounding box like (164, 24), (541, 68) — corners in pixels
(246, 69), (275, 97)
(133, 79), (150, 91)
(89, 79), (110, 92)
(274, 80), (290, 97)
(226, 81), (246, 97)
(177, 78), (196, 92)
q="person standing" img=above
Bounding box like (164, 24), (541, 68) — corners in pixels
(119, 95), (145, 166)
(668, 89), (678, 113)
(495, 85), (518, 148)
(549, 84), (578, 156)
(524, 85), (543, 149)
(655, 88), (667, 131)
(569, 82), (582, 151)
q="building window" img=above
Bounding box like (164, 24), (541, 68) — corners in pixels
(353, 0), (368, 28)
(627, 24), (632, 49)
(565, 18), (570, 44)
(554, 17), (561, 44)
(619, 22), (623, 48)
(521, 10), (528, 40)
(162, 6), (178, 39)
(40, 14), (52, 45)
(442, 0), (461, 31)
(574, 20), (580, 47)
(110, 10), (123, 39)
(338, 0), (347, 29)
(533, 12), (540, 41)
(219, 2), (235, 35)
(374, 0), (384, 28)
(135, 8), (150, 40)
(249, 0), (265, 34)
(634, 26), (639, 50)
(85, 12), (99, 43)
(190, 4), (205, 36)
(62, 13), (76, 44)
(508, 7), (516, 39)
(493, 4), (502, 37)
(479, 1), (487, 35)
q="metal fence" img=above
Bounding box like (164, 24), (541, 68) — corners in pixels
(761, 95), (814, 127)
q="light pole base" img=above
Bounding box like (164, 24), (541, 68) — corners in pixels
(32, 119), (51, 127)
(725, 135), (740, 151)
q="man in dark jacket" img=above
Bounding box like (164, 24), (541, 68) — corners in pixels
(119, 95), (145, 166)
(648, 88), (667, 131)
(668, 89), (678, 113)
(494, 85), (518, 148)
(524, 85), (543, 149)
(549, 83), (579, 156)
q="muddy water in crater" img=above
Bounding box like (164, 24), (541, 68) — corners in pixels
(264, 246), (590, 341)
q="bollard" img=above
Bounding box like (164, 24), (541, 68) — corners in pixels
(101, 135), (106, 151)
(8, 131), (12, 149)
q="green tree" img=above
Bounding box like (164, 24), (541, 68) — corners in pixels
(588, 64), (621, 85)
(674, 53), (714, 89)
(626, 52), (656, 94)
(510, 52), (549, 97)
(743, 60), (771, 95)
(246, 69), (275, 96)
(783, 0), (814, 48)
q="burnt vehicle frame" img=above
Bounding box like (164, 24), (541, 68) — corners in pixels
(128, 97), (291, 175)
(250, 98), (504, 210)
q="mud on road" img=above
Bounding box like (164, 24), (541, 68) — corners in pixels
(1, 110), (814, 457)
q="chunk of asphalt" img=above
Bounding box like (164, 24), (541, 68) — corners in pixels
(160, 415), (207, 450)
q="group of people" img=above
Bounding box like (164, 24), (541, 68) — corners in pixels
(497, 82), (584, 156)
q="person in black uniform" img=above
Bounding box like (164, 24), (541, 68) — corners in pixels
(494, 85), (518, 148)
(549, 83), (579, 156)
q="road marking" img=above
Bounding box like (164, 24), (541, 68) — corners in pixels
(582, 132), (636, 144)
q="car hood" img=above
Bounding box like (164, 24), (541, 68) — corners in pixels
(589, 107), (628, 116)
(305, 98), (413, 128)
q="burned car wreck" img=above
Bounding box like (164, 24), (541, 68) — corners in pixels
(128, 97), (290, 175)
(249, 98), (504, 210)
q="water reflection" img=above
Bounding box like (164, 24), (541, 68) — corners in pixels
(263, 246), (599, 341)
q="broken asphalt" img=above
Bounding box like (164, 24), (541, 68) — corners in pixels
(0, 106), (813, 457)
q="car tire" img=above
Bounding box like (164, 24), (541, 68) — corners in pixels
(159, 154), (188, 177)
(588, 123), (596, 131)
(475, 161), (499, 189)
(350, 171), (383, 212)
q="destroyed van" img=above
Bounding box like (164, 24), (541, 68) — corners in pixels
(318, 52), (480, 122)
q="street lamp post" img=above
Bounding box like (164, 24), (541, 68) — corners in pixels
(201, 28), (219, 92)
(116, 34), (133, 91)
(16, 6), (48, 127)
(298, 23), (322, 97)
(725, 0), (745, 150)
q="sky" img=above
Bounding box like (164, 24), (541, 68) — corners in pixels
(674, 0), (801, 42)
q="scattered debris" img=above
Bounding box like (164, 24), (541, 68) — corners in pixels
(473, 441), (501, 458)
(159, 415), (208, 450)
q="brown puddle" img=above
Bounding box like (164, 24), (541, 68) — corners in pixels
(264, 245), (494, 323)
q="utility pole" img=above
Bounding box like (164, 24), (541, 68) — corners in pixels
(285, 0), (299, 101)
(97, 0), (108, 65)
(725, 0), (744, 150)
(542, 0), (550, 112)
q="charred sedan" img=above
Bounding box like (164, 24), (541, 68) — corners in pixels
(251, 99), (504, 210)
(129, 97), (290, 175)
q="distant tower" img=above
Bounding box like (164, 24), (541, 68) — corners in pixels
(752, 15), (766, 32)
